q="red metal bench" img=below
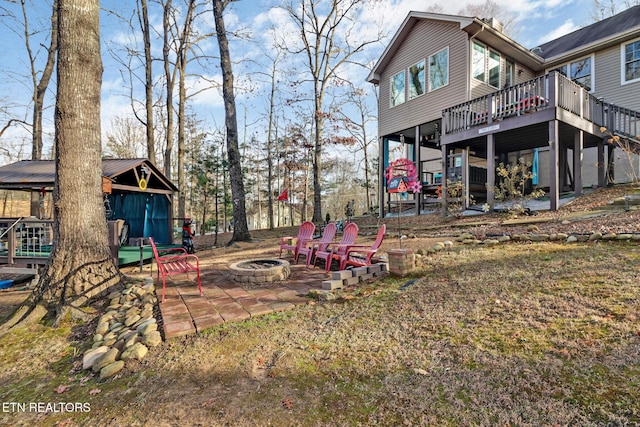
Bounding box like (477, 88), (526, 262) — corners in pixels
(149, 237), (202, 303)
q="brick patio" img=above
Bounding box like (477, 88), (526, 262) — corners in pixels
(155, 263), (328, 339)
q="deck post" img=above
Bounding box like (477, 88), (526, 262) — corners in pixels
(379, 137), (387, 218)
(574, 130), (583, 196)
(441, 144), (448, 217)
(414, 125), (421, 216)
(462, 147), (469, 208)
(549, 120), (560, 211)
(486, 134), (495, 211)
(597, 140), (605, 188)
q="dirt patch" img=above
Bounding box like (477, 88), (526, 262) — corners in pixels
(0, 289), (30, 322)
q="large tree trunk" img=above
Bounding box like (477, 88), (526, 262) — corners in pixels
(212, 0), (251, 243)
(1, 0), (121, 332)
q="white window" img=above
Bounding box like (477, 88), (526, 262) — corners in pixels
(472, 42), (485, 82)
(623, 38), (640, 84)
(391, 70), (405, 107)
(472, 42), (501, 88)
(552, 55), (593, 91)
(488, 50), (501, 88)
(429, 47), (449, 91)
(570, 57), (592, 90)
(408, 60), (425, 99)
(505, 59), (515, 87)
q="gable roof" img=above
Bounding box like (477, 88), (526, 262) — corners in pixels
(532, 5), (640, 61)
(0, 158), (177, 192)
(368, 6), (640, 85)
(367, 11), (544, 84)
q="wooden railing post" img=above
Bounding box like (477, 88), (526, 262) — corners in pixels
(7, 227), (15, 265)
(547, 71), (557, 109)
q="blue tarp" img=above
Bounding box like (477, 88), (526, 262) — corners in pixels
(532, 148), (539, 185)
(108, 193), (170, 244)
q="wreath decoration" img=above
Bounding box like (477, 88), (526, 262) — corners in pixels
(384, 158), (422, 193)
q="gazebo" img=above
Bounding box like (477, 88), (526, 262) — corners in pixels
(0, 158), (178, 266)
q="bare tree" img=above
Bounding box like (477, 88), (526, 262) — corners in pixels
(280, 0), (384, 223)
(3, 0), (59, 215)
(1, 0), (121, 331)
(163, 0), (177, 177)
(458, 0), (518, 37)
(212, 0), (251, 242)
(105, 0), (159, 164)
(139, 0), (157, 164)
(176, 0), (197, 220)
(256, 41), (286, 229)
(20, 0), (58, 161)
(335, 85), (377, 212)
(175, 0), (216, 221)
(589, 0), (640, 21)
(105, 115), (147, 158)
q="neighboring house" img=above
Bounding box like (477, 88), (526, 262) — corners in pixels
(368, 7), (640, 216)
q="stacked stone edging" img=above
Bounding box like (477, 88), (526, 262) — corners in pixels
(396, 227), (640, 273)
(321, 263), (388, 291)
(82, 277), (162, 380)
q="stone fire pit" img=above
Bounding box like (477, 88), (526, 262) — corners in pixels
(228, 259), (291, 286)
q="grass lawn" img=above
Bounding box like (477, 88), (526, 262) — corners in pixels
(1, 240), (639, 426)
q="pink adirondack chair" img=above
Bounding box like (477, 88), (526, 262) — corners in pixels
(297, 222), (337, 266)
(338, 224), (386, 270)
(313, 222), (359, 272)
(279, 221), (316, 263)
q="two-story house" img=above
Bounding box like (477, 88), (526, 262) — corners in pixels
(368, 6), (640, 216)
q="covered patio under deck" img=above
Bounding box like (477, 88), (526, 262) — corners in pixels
(441, 72), (624, 212)
(379, 72), (638, 216)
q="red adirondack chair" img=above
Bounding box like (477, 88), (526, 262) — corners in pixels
(297, 222), (338, 266)
(313, 222), (359, 272)
(338, 224), (386, 270)
(279, 221), (316, 263)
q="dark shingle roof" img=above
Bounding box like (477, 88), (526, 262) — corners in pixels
(535, 5), (640, 59)
(0, 158), (177, 191)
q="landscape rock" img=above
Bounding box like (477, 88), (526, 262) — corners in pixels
(99, 360), (125, 379)
(589, 232), (602, 241)
(432, 242), (445, 251)
(120, 342), (148, 361)
(83, 346), (110, 370)
(142, 330), (162, 347)
(95, 321), (110, 335)
(92, 347), (119, 373)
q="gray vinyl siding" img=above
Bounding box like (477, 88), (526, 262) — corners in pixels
(593, 43), (640, 111)
(378, 19), (468, 137)
(517, 66), (537, 82)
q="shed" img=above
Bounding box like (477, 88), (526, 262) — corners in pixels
(0, 158), (177, 244)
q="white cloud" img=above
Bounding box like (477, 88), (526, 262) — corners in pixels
(536, 19), (579, 45)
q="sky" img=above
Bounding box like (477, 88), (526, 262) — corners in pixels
(0, 0), (615, 165)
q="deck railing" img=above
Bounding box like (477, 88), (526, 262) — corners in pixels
(0, 218), (54, 265)
(443, 74), (550, 134)
(443, 72), (640, 147)
(602, 103), (640, 143)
